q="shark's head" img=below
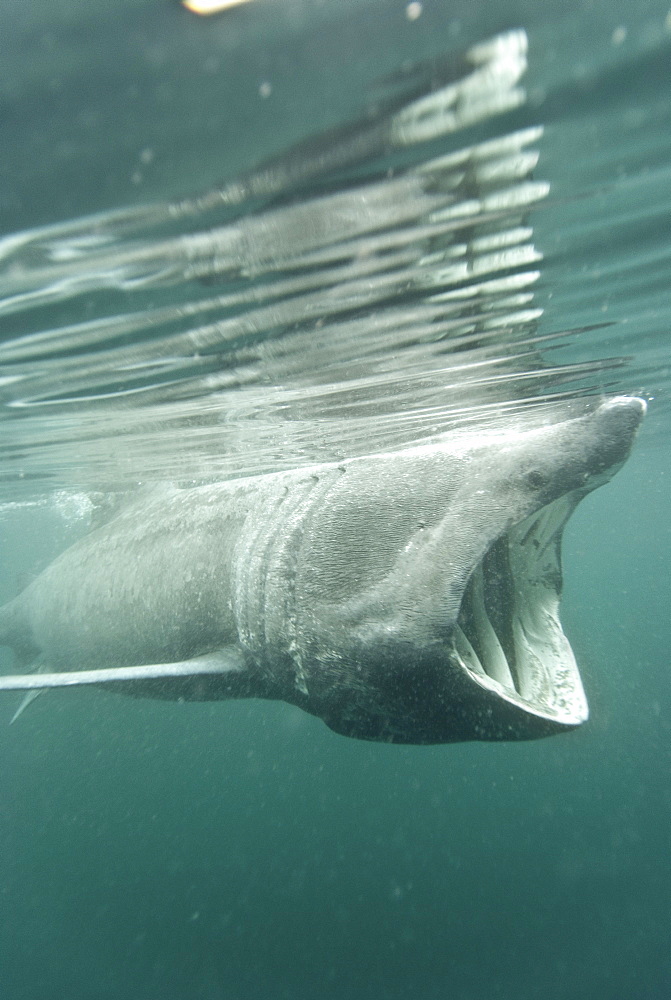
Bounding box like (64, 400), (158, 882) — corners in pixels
(282, 396), (645, 743)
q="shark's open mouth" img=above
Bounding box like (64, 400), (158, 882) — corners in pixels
(454, 492), (587, 727)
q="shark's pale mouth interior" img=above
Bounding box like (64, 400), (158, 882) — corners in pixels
(454, 493), (588, 725)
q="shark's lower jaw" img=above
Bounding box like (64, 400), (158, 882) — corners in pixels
(454, 491), (588, 730)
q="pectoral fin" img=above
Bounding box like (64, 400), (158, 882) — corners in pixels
(0, 648), (247, 695)
(10, 688), (44, 724)
(8, 655), (49, 724)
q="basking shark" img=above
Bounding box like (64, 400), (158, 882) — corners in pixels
(0, 396), (644, 743)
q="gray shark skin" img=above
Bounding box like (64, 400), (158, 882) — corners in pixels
(0, 396), (644, 743)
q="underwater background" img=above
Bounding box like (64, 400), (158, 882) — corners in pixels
(0, 2), (669, 998)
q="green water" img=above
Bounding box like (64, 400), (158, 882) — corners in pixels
(1, 2), (670, 997)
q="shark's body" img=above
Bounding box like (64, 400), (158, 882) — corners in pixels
(0, 396), (644, 743)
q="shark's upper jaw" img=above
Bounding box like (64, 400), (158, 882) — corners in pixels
(453, 490), (587, 732)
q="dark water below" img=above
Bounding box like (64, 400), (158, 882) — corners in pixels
(1, 2), (670, 998)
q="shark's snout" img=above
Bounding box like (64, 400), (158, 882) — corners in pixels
(586, 395), (646, 473)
